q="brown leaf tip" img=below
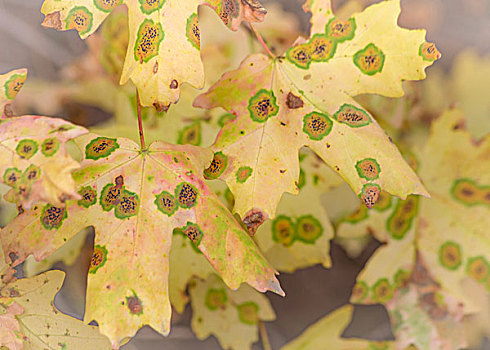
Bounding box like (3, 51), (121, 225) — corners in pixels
(42, 12), (62, 30)
(242, 208), (267, 236)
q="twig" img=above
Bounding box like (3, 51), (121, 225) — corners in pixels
(249, 23), (275, 58)
(259, 321), (272, 350)
(136, 90), (146, 150)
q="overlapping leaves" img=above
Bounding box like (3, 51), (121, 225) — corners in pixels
(1, 133), (282, 348)
(194, 0), (439, 227)
(40, 0), (267, 109)
(0, 69), (88, 208)
(337, 110), (489, 349)
(0, 243), (111, 349)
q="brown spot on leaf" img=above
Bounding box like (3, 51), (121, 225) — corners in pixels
(242, 208), (267, 236)
(154, 102), (170, 113)
(286, 92), (304, 109)
(127, 295), (143, 315)
(170, 80), (178, 89)
(3, 104), (13, 118)
(153, 61), (158, 74)
(42, 12), (62, 30)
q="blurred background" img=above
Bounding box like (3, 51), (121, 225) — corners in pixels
(0, 0), (489, 349)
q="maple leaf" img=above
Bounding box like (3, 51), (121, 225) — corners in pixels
(0, 68), (26, 119)
(194, 0), (439, 227)
(40, 0), (267, 110)
(282, 305), (394, 350)
(254, 149), (342, 272)
(337, 110), (489, 349)
(0, 69), (88, 209)
(0, 243), (111, 349)
(1, 133), (282, 348)
(168, 230), (214, 313)
(189, 274), (275, 350)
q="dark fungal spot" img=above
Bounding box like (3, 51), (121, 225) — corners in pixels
(170, 80), (178, 89)
(175, 182), (198, 208)
(181, 222), (203, 246)
(126, 294), (143, 315)
(40, 205), (66, 230)
(286, 92), (304, 109)
(242, 208), (266, 236)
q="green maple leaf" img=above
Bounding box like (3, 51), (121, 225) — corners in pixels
(1, 133), (282, 348)
(194, 0), (439, 228)
(40, 0), (267, 110)
(0, 244), (111, 350)
(189, 274), (275, 350)
(337, 110), (489, 349)
(0, 69), (88, 209)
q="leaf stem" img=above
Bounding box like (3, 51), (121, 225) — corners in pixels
(249, 23), (275, 58)
(259, 321), (272, 350)
(136, 90), (146, 150)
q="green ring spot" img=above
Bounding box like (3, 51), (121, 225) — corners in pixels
(237, 302), (259, 325)
(303, 112), (333, 140)
(309, 33), (336, 62)
(93, 0), (121, 12)
(248, 89), (279, 123)
(419, 42), (440, 61)
(115, 190), (139, 219)
(3, 167), (21, 187)
(271, 215), (295, 247)
(138, 0), (165, 14)
(177, 122), (201, 146)
(353, 43), (385, 76)
(351, 280), (368, 302)
(99, 182), (121, 211)
(204, 152), (228, 180)
(236, 166), (252, 183)
(155, 191), (177, 216)
(394, 269), (411, 289)
(41, 204), (67, 230)
(372, 278), (393, 303)
(286, 44), (312, 69)
(333, 104), (371, 128)
(355, 158), (381, 181)
(41, 137), (61, 157)
(387, 196), (418, 240)
(78, 186), (97, 208)
(186, 13), (200, 50)
(451, 178), (485, 207)
(4, 73), (26, 100)
(85, 137), (119, 161)
(22, 164), (41, 184)
(89, 245), (108, 274)
(373, 191), (392, 211)
(466, 256), (489, 282)
(180, 222), (203, 247)
(295, 215), (323, 244)
(326, 17), (356, 43)
(134, 19), (164, 63)
(175, 182), (198, 209)
(66, 6), (93, 36)
(439, 241), (462, 270)
(16, 139), (38, 160)
(205, 288), (227, 310)
(359, 183), (380, 209)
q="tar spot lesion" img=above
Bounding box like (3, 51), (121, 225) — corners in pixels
(175, 182), (198, 208)
(41, 204), (67, 230)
